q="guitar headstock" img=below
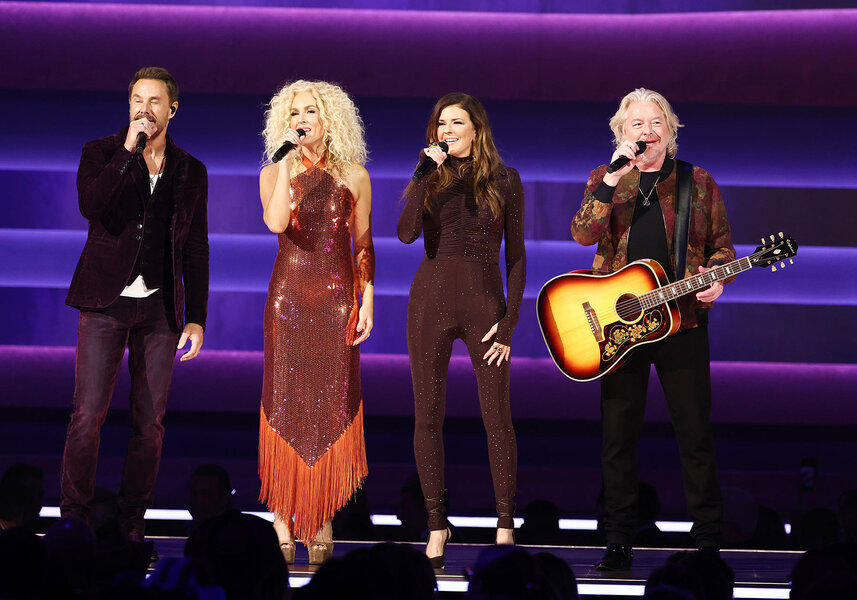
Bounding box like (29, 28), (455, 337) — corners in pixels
(751, 233), (798, 271)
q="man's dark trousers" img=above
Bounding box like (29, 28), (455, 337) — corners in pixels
(60, 290), (180, 537)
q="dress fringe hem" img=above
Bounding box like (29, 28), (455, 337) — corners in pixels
(258, 402), (368, 542)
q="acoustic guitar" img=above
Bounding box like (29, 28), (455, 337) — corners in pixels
(536, 234), (798, 382)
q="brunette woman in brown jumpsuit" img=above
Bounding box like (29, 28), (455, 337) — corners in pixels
(397, 93), (526, 568)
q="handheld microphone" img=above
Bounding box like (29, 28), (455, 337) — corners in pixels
(272, 129), (306, 163)
(135, 131), (147, 153)
(411, 142), (450, 181)
(605, 141), (647, 174)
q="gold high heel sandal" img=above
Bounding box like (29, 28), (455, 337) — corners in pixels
(279, 540), (296, 564)
(308, 539), (334, 565)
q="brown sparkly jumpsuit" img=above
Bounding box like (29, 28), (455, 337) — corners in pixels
(397, 155), (526, 530)
(259, 157), (374, 542)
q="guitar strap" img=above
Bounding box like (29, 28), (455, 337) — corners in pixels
(674, 159), (693, 281)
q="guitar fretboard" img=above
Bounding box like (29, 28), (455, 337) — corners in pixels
(639, 256), (754, 310)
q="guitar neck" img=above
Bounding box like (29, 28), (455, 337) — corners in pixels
(640, 256), (753, 309)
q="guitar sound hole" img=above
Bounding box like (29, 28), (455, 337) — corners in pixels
(616, 294), (642, 322)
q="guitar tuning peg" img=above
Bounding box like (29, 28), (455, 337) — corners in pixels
(771, 265), (777, 272)
(779, 232), (784, 238)
(761, 237), (766, 245)
(770, 234), (775, 242)
(789, 259), (794, 264)
(780, 262), (785, 269)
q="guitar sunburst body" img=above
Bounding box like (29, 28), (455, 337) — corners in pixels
(537, 260), (681, 382)
(536, 234), (798, 382)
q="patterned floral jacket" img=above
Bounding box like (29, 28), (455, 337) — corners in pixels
(571, 159), (735, 330)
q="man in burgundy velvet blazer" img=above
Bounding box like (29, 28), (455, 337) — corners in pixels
(60, 67), (209, 542)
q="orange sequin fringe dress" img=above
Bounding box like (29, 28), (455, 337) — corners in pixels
(259, 158), (370, 541)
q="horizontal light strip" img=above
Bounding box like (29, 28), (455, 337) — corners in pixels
(221, 577), (791, 598)
(286, 580), (788, 599)
(38, 508), (790, 536)
(575, 585), (789, 599)
(578, 583), (645, 596)
(438, 580), (471, 592)
(448, 516), (525, 528)
(289, 575), (468, 593)
(370, 514), (402, 526)
(655, 520), (691, 532)
(561, 518), (599, 531)
(145, 509), (192, 520)
(245, 511), (275, 522)
(733, 587), (790, 599)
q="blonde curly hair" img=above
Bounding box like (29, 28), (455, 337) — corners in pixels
(262, 80), (367, 181)
(609, 88), (684, 158)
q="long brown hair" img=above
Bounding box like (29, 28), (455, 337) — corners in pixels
(407, 93), (505, 220)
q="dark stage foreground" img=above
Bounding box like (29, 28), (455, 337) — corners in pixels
(151, 537), (799, 599)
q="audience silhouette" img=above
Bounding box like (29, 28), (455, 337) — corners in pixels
(41, 517), (97, 600)
(789, 540), (857, 600)
(517, 499), (564, 546)
(292, 542), (436, 600)
(466, 545), (540, 599)
(533, 551), (579, 600)
(185, 510), (288, 600)
(0, 463), (44, 532)
(188, 464), (234, 532)
(0, 526), (45, 600)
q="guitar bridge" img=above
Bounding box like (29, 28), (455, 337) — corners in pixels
(582, 302), (604, 342)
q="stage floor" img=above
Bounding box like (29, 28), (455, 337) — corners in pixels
(152, 537), (800, 599)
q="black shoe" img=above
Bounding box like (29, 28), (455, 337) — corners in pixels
(427, 527), (451, 569)
(595, 544), (634, 571)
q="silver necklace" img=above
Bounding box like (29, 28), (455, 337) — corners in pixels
(639, 175), (660, 206)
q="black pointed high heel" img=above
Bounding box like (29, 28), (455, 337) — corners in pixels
(425, 490), (451, 569)
(427, 527), (452, 569)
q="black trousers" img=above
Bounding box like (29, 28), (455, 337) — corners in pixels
(600, 325), (723, 548)
(60, 291), (180, 537)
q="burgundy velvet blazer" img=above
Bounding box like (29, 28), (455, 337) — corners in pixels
(66, 128), (209, 332)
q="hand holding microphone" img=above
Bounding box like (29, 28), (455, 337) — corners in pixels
(125, 118), (155, 153)
(606, 140), (647, 174)
(272, 128), (306, 163)
(412, 142), (449, 181)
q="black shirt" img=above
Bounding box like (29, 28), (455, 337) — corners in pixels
(127, 159), (172, 289)
(594, 159), (675, 281)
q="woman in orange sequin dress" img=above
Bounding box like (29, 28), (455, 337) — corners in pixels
(258, 80), (374, 564)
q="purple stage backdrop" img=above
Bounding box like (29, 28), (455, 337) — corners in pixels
(2, 3), (856, 106)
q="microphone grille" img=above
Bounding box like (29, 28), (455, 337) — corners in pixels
(437, 141), (449, 152)
(296, 128), (306, 137)
(635, 141), (647, 154)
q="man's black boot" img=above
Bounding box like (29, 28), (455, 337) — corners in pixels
(595, 544), (634, 571)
